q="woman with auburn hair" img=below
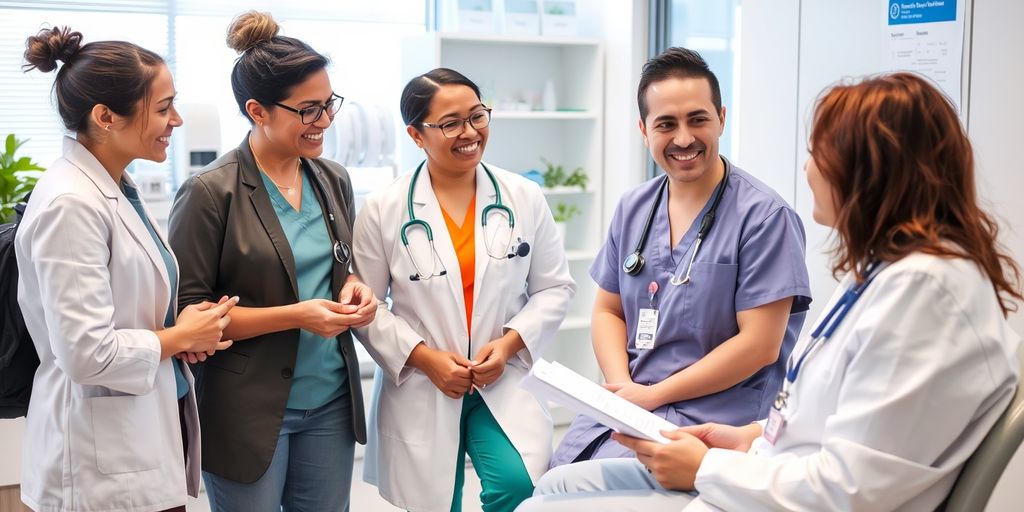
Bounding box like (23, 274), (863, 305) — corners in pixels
(516, 72), (1022, 512)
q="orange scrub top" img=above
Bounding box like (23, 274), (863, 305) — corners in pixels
(441, 197), (476, 336)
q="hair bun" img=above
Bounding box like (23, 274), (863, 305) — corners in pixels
(23, 26), (83, 73)
(226, 11), (279, 54)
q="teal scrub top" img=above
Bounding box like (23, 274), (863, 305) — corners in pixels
(122, 181), (189, 399)
(260, 170), (347, 410)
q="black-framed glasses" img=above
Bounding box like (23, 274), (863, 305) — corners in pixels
(422, 108), (492, 138)
(274, 93), (344, 125)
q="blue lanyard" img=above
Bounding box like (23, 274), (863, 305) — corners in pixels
(785, 260), (884, 385)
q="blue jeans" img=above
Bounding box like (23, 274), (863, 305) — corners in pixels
(203, 393), (356, 512)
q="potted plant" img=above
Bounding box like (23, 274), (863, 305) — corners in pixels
(541, 158), (587, 191)
(541, 157), (567, 189)
(551, 202), (580, 244)
(562, 167), (588, 191)
(1, 134), (44, 223)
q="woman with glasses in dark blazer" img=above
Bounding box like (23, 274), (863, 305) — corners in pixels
(168, 11), (375, 511)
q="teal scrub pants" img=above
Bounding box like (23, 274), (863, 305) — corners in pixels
(451, 391), (534, 512)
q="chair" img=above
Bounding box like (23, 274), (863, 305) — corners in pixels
(941, 347), (1024, 511)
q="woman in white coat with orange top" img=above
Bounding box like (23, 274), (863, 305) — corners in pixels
(353, 68), (575, 512)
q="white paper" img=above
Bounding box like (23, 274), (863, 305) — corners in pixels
(882, 0), (966, 111)
(519, 359), (678, 443)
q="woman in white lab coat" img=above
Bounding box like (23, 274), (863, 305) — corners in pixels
(517, 73), (1023, 512)
(16, 27), (234, 512)
(353, 68), (576, 512)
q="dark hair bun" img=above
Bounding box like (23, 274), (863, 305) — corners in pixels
(24, 26), (83, 73)
(226, 11), (279, 54)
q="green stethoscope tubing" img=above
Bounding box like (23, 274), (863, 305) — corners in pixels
(401, 160), (515, 246)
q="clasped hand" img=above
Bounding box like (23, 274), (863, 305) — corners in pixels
(174, 295), (237, 364)
(411, 335), (520, 399)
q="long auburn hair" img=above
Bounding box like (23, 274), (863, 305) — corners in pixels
(810, 72), (1022, 315)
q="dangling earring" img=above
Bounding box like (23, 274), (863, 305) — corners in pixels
(104, 125), (111, 131)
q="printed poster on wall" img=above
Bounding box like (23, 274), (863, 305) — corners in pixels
(883, 0), (967, 112)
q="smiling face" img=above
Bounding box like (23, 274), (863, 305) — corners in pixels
(256, 68), (334, 159)
(639, 76), (725, 186)
(407, 84), (489, 176)
(119, 63), (181, 163)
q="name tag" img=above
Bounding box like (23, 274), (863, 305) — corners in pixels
(764, 408), (786, 445)
(635, 308), (659, 350)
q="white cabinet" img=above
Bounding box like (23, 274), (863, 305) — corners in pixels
(401, 32), (605, 410)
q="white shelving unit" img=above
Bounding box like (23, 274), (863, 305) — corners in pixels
(401, 32), (605, 389)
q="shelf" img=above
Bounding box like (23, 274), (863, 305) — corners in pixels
(436, 32), (602, 48)
(542, 186), (592, 196)
(491, 110), (598, 121)
(561, 316), (591, 330)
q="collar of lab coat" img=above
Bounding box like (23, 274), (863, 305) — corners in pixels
(60, 135), (173, 305)
(61, 135), (126, 199)
(410, 162), (498, 205)
(410, 162), (501, 338)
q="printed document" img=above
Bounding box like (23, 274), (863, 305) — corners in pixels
(520, 359), (678, 443)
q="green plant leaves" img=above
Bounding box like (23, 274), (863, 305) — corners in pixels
(1, 134), (45, 223)
(541, 157), (586, 190)
(552, 202), (580, 223)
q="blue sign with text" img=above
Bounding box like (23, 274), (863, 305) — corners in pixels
(888, 0), (957, 25)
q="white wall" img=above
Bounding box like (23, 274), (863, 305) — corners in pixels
(599, 0), (649, 221)
(738, 0), (1024, 508)
(734, 0), (800, 205)
(965, 1), (1024, 508)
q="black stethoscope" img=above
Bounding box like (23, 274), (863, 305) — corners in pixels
(306, 162), (352, 266)
(622, 160), (731, 285)
(401, 161), (530, 282)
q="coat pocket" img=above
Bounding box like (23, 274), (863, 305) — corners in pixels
(204, 349), (250, 374)
(89, 394), (161, 474)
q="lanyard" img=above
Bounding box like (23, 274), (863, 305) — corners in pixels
(784, 260), (885, 386)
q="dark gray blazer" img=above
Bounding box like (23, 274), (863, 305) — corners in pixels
(168, 135), (366, 483)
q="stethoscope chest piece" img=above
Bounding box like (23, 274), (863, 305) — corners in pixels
(623, 251), (645, 276)
(332, 240), (351, 265)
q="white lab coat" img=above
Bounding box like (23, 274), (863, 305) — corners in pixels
(353, 162), (575, 511)
(687, 253), (1021, 512)
(15, 137), (201, 512)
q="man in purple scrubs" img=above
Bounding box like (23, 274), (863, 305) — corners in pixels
(549, 47), (812, 468)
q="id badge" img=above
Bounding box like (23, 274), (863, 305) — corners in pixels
(635, 308), (659, 349)
(763, 407), (786, 445)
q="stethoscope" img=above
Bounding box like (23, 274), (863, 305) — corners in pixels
(401, 161), (530, 282)
(306, 161), (352, 266)
(622, 160), (731, 286)
(774, 260), (886, 411)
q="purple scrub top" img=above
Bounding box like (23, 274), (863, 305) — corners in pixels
(549, 158), (812, 468)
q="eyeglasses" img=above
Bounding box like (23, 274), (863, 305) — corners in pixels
(421, 108), (492, 138)
(274, 93), (344, 125)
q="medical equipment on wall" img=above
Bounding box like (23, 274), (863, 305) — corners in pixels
(174, 103), (221, 185)
(322, 101), (398, 176)
(621, 164), (730, 285)
(402, 160), (530, 281)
